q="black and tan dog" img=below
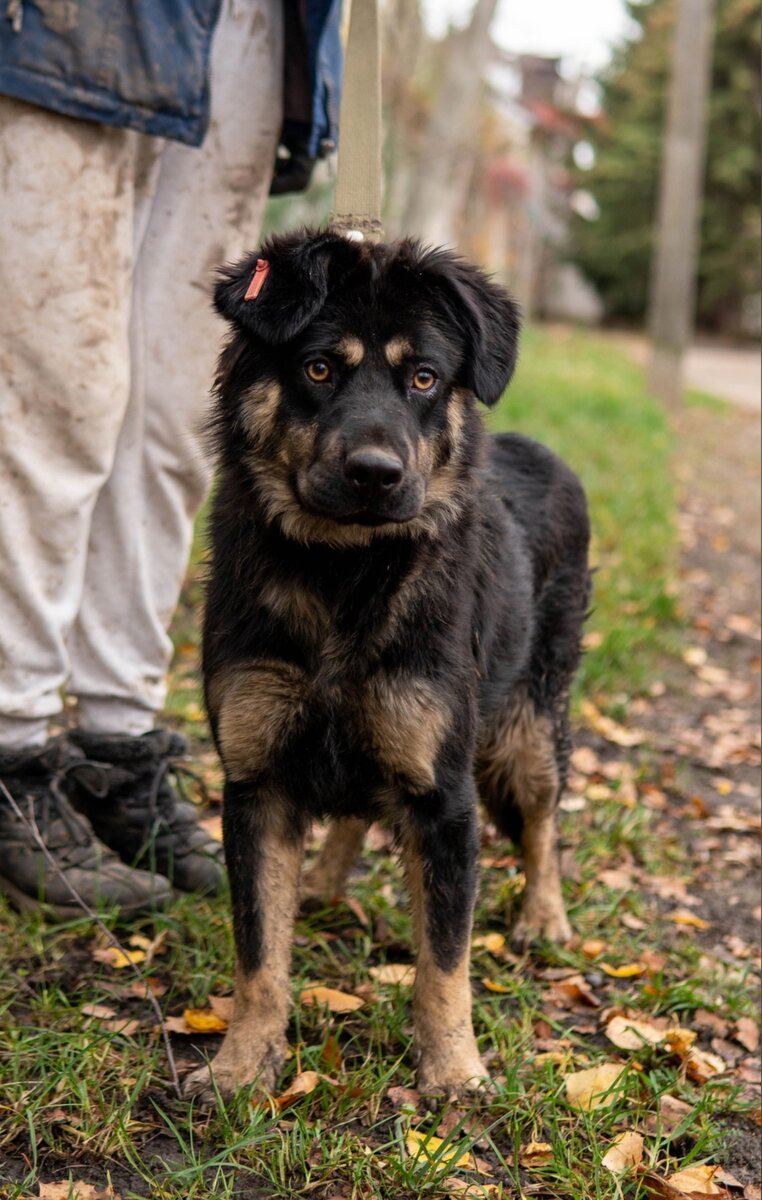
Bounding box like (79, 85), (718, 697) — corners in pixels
(184, 229), (591, 1101)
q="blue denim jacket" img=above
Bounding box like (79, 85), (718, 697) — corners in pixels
(0, 0), (342, 152)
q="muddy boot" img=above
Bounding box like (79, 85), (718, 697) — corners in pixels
(0, 737), (173, 919)
(66, 729), (225, 896)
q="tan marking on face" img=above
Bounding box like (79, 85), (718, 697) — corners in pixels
(476, 695), (571, 944)
(363, 675), (449, 793)
(416, 434), (436, 476)
(258, 576), (330, 644)
(276, 421), (318, 472)
(402, 839), (485, 1093)
(446, 388), (467, 451)
(214, 660), (309, 780)
(384, 335), (414, 367)
(336, 335), (365, 367)
(240, 380), (281, 448)
(301, 817), (367, 903)
(183, 816), (303, 1098)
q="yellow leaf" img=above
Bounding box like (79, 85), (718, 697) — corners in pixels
(443, 1181), (501, 1198)
(669, 910), (711, 930)
(601, 962), (645, 978)
(481, 977), (511, 994)
(564, 1063), (627, 1111)
(668, 1164), (724, 1194)
(271, 1069), (327, 1110)
(299, 985), (364, 1013)
(183, 1007), (229, 1034)
(520, 1141), (553, 1166)
(368, 963), (416, 985)
(534, 1051), (569, 1067)
(663, 1027), (698, 1056)
(406, 1130), (475, 1170)
(581, 939), (607, 959)
(92, 946), (146, 969)
(684, 1047), (726, 1084)
(601, 1131), (644, 1173)
(605, 1015), (666, 1050)
(472, 933), (506, 955)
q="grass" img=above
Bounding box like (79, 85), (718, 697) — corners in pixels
(0, 326), (756, 1199)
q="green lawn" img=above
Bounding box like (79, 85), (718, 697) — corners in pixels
(1, 327), (755, 1200)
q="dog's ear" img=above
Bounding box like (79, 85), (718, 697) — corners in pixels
(420, 250), (521, 407)
(214, 230), (351, 344)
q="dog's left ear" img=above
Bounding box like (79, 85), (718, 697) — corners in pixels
(424, 253), (521, 407)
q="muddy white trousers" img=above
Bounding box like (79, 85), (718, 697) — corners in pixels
(0, 0), (282, 748)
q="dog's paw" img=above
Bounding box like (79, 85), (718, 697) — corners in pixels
(511, 902), (572, 951)
(182, 1041), (285, 1105)
(416, 1050), (492, 1098)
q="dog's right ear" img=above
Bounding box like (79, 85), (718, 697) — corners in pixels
(214, 229), (351, 345)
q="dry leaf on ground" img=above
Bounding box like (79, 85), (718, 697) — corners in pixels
(267, 1070), (335, 1110)
(182, 1007), (229, 1034)
(520, 1141), (553, 1166)
(601, 962), (645, 978)
(368, 963), (416, 985)
(670, 910), (711, 931)
(601, 1130), (644, 1173)
(564, 1063), (627, 1111)
(684, 1047), (727, 1084)
(35, 1184), (120, 1200)
(733, 1017), (759, 1053)
(481, 978), (511, 994)
(443, 1181), (501, 1198)
(669, 1164), (726, 1195)
(299, 985), (364, 1013)
(386, 1085), (420, 1109)
(91, 946), (146, 970)
(472, 933), (506, 955)
(406, 1130), (475, 1170)
(605, 1015), (666, 1050)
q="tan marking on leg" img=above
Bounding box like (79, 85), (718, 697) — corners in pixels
(363, 675), (449, 794)
(335, 335), (365, 367)
(384, 335), (414, 367)
(403, 842), (486, 1094)
(214, 660), (309, 781)
(240, 380), (281, 448)
(478, 699), (571, 946)
(184, 820), (303, 1100)
(301, 817), (367, 903)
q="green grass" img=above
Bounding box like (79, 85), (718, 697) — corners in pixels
(492, 325), (680, 698)
(1, 326), (755, 1200)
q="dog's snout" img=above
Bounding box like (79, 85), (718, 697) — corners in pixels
(344, 447), (404, 496)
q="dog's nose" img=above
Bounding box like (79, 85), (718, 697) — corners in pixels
(344, 447), (403, 496)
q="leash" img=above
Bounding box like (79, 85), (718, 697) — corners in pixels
(330, 0), (383, 242)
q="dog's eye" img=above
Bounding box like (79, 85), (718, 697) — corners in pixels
(411, 368), (437, 392)
(305, 359), (332, 384)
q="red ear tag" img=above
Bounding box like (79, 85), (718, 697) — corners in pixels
(244, 258), (270, 301)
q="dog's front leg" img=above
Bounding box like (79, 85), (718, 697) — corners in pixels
(402, 792), (487, 1094)
(184, 781), (304, 1102)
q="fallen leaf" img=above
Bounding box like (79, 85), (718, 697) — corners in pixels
(600, 868), (634, 890)
(601, 1130), (644, 1173)
(472, 933), (506, 955)
(406, 1130), (474, 1170)
(549, 974), (601, 1009)
(684, 1047), (727, 1084)
(386, 1085), (420, 1109)
(481, 978), (511, 994)
(670, 911), (711, 931)
(601, 962), (645, 978)
(81, 1003), (117, 1020)
(651, 1093), (693, 1134)
(320, 1033), (343, 1074)
(734, 1017), (759, 1053)
(605, 1015), (666, 1051)
(269, 1070), (329, 1110)
(344, 895), (369, 927)
(442, 1181), (501, 1198)
(36, 1184), (120, 1200)
(299, 986), (364, 1013)
(183, 1007), (229, 1034)
(582, 939), (607, 959)
(520, 1141), (553, 1166)
(101, 1017), (141, 1036)
(368, 963), (416, 986)
(564, 1063), (627, 1111)
(669, 1164), (725, 1194)
(91, 946), (146, 969)
(621, 913), (647, 931)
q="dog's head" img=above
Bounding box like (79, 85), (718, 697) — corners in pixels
(212, 229), (520, 546)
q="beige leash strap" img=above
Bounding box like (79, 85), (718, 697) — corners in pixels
(331, 0), (383, 242)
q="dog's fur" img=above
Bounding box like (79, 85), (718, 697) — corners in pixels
(184, 229), (591, 1101)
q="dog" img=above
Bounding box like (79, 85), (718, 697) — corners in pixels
(183, 229), (591, 1101)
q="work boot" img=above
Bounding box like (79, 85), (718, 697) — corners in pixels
(66, 729), (225, 896)
(0, 737), (173, 919)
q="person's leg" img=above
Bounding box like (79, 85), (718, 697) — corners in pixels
(68, 0), (284, 733)
(0, 97), (138, 748)
(0, 98), (172, 913)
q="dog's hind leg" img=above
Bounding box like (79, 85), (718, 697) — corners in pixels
(301, 817), (367, 905)
(477, 695), (571, 949)
(183, 781), (305, 1102)
(401, 800), (488, 1094)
